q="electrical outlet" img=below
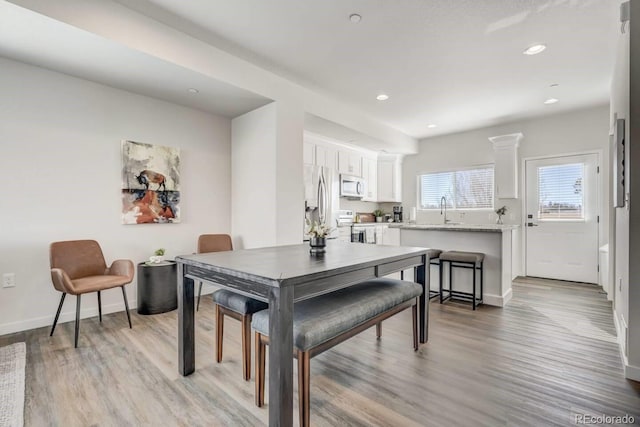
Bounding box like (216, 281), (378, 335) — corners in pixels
(2, 273), (15, 288)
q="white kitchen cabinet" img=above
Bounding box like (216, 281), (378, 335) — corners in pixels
(338, 149), (362, 177)
(489, 133), (522, 199)
(377, 156), (402, 202)
(315, 144), (336, 170)
(303, 141), (315, 165)
(362, 157), (378, 201)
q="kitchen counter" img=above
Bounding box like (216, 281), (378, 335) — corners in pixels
(398, 224), (521, 307)
(389, 223), (519, 232)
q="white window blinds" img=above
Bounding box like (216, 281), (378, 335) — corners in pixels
(538, 163), (584, 219)
(419, 167), (494, 210)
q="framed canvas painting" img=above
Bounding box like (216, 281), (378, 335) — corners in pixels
(121, 140), (181, 224)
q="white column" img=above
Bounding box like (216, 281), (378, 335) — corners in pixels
(232, 101), (303, 249)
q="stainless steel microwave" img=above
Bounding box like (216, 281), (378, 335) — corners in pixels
(340, 174), (365, 199)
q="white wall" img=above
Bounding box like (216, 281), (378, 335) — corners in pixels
(614, 0), (640, 381)
(231, 104), (277, 249)
(0, 58), (232, 335)
(628, 0), (640, 380)
(232, 101), (304, 249)
(610, 0), (631, 369)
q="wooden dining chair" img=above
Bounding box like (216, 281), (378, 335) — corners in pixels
(197, 234), (267, 381)
(49, 240), (134, 348)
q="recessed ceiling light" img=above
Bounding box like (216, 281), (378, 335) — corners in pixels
(187, 88), (199, 94)
(376, 94), (389, 101)
(349, 13), (362, 23)
(427, 124), (437, 129)
(523, 44), (547, 55)
(543, 98), (559, 105)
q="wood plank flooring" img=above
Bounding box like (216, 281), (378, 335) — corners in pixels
(2, 277), (639, 426)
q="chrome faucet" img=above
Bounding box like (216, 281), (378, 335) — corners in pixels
(440, 196), (450, 224)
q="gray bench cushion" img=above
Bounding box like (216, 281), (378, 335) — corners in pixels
(439, 251), (485, 263)
(251, 278), (422, 351)
(212, 289), (268, 315)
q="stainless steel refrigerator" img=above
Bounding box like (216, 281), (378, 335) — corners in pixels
(303, 165), (339, 241)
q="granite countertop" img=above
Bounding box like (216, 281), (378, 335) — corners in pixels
(388, 223), (520, 232)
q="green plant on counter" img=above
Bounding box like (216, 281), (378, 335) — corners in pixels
(372, 209), (385, 218)
(154, 248), (166, 256)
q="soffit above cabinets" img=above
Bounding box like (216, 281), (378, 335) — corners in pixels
(0, 0), (272, 118)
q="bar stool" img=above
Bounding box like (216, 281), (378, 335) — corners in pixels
(439, 251), (484, 310)
(400, 249), (442, 299)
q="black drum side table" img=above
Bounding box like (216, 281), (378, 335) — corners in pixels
(137, 261), (177, 315)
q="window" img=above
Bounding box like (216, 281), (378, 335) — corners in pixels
(537, 163), (584, 220)
(419, 167), (494, 210)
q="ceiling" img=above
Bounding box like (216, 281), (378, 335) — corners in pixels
(0, 1), (272, 118)
(115, 0), (617, 139)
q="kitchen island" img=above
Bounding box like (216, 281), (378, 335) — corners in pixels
(390, 223), (520, 307)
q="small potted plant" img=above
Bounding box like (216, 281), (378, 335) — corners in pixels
(373, 209), (385, 223)
(305, 219), (333, 255)
(147, 248), (166, 264)
(495, 206), (507, 224)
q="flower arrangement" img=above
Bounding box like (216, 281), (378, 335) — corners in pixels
(495, 206), (507, 224)
(305, 219), (333, 238)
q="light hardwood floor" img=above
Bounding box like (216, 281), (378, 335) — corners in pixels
(2, 277), (639, 426)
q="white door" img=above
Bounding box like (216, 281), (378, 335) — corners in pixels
(525, 154), (599, 283)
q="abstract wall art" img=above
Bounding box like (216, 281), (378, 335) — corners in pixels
(121, 140), (181, 224)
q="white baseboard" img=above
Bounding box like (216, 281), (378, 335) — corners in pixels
(0, 299), (136, 336)
(483, 288), (512, 307)
(0, 287), (218, 336)
(625, 363), (640, 382)
(611, 309), (639, 382)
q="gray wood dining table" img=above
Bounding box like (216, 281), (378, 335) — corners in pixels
(176, 241), (430, 427)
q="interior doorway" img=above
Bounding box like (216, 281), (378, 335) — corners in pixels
(524, 153), (599, 284)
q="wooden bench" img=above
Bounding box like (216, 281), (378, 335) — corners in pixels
(252, 278), (423, 427)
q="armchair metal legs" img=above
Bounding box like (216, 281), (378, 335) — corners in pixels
(97, 291), (102, 323)
(121, 286), (132, 329)
(50, 293), (66, 337)
(51, 287), (132, 348)
(75, 295), (81, 348)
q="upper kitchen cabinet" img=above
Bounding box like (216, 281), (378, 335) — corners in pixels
(337, 149), (362, 177)
(377, 155), (402, 202)
(315, 143), (337, 170)
(303, 140), (315, 165)
(362, 156), (378, 201)
(489, 133), (522, 199)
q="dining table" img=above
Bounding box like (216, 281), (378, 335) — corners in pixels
(176, 241), (430, 427)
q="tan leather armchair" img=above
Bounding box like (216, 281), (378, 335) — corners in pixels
(49, 240), (134, 348)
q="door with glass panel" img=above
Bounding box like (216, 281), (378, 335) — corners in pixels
(525, 154), (598, 283)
